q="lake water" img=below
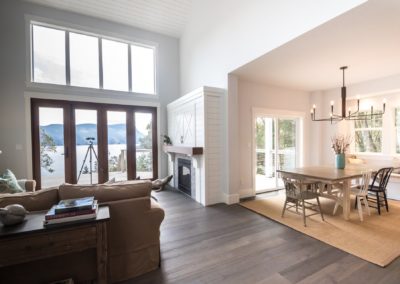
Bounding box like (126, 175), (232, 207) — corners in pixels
(41, 144), (153, 188)
(41, 144), (127, 177)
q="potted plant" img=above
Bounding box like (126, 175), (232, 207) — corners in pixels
(331, 134), (351, 169)
(161, 134), (172, 146)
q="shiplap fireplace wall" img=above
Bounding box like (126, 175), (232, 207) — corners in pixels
(166, 87), (225, 206)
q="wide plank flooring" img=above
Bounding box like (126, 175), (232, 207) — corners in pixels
(124, 188), (400, 284)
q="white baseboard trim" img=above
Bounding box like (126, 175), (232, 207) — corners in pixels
(224, 193), (240, 205)
(239, 188), (255, 199)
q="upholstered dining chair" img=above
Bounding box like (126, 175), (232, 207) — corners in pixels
(281, 177), (324, 227)
(367, 167), (393, 215)
(334, 170), (372, 221)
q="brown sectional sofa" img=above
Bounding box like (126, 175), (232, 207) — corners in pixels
(0, 180), (165, 283)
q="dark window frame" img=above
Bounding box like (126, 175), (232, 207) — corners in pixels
(31, 98), (158, 189)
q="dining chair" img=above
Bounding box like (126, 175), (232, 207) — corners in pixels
(333, 171), (372, 221)
(367, 167), (393, 215)
(281, 177), (324, 227)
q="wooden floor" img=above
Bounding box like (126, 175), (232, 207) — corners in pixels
(125, 188), (400, 284)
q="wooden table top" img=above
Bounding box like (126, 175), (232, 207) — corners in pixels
(277, 165), (379, 182)
(0, 206), (110, 238)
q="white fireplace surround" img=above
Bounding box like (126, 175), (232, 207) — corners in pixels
(166, 87), (226, 206)
(167, 153), (202, 202)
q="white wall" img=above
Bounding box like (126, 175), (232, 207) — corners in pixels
(237, 79), (311, 197)
(312, 73), (400, 165)
(0, 0), (180, 179)
(180, 0), (367, 203)
(180, 0), (366, 94)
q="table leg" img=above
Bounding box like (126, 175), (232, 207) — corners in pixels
(96, 222), (108, 284)
(342, 180), (351, 220)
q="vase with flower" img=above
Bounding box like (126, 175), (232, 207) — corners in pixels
(331, 134), (351, 169)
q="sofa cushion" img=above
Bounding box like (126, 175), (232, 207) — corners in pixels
(0, 187), (59, 211)
(59, 180), (152, 203)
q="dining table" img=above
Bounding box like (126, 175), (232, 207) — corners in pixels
(277, 165), (378, 220)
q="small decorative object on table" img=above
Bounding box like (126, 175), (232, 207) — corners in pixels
(0, 204), (28, 226)
(161, 134), (172, 145)
(331, 134), (352, 169)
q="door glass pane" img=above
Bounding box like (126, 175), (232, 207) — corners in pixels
(107, 111), (127, 181)
(70, 32), (99, 88)
(277, 119), (297, 188)
(256, 117), (276, 192)
(135, 112), (153, 179)
(102, 39), (129, 92)
(33, 25), (66, 84)
(277, 119), (296, 170)
(131, 45), (155, 94)
(39, 107), (65, 188)
(75, 109), (98, 184)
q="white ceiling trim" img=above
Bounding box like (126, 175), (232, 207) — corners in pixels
(25, 0), (192, 38)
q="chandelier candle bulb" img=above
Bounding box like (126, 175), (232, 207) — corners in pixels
(311, 66), (385, 123)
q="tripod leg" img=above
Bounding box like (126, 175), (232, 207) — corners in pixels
(77, 146), (91, 182)
(92, 147), (99, 160)
(89, 146), (93, 184)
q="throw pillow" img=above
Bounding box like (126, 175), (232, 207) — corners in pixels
(0, 169), (24, 193)
(0, 180), (12, 193)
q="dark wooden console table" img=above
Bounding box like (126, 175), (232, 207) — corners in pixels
(0, 206), (110, 283)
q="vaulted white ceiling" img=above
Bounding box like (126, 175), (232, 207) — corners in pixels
(25, 0), (192, 38)
(232, 0), (400, 92)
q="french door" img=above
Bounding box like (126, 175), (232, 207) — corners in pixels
(32, 99), (158, 189)
(254, 114), (300, 193)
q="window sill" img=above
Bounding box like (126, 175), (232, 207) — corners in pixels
(351, 152), (385, 157)
(26, 81), (159, 100)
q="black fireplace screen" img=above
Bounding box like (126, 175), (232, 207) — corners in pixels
(178, 158), (191, 196)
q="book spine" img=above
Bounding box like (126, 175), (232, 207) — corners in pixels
(54, 205), (94, 214)
(46, 209), (96, 220)
(44, 208), (98, 225)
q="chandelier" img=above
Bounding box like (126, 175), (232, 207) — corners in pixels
(311, 66), (386, 123)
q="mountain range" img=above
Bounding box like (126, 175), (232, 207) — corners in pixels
(40, 124), (145, 146)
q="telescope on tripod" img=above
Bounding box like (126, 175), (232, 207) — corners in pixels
(77, 137), (98, 184)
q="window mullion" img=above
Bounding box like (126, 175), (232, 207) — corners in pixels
(66, 31), (71, 85)
(128, 44), (132, 92)
(99, 38), (104, 89)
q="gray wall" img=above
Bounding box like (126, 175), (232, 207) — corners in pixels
(0, 0), (180, 179)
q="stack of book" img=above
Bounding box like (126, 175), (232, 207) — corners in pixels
(44, 197), (98, 226)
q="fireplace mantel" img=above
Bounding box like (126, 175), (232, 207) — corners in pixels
(163, 145), (203, 156)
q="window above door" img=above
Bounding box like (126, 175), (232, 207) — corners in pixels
(29, 20), (157, 96)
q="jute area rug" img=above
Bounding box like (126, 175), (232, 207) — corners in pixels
(240, 192), (400, 267)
